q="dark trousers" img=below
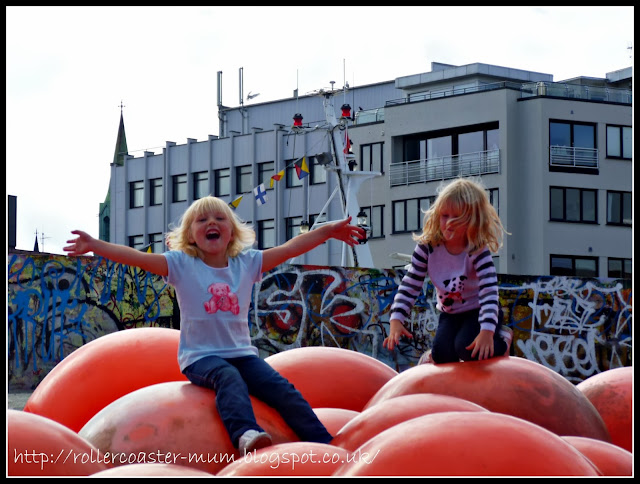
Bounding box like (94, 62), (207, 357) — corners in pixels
(431, 308), (508, 364)
(183, 354), (333, 447)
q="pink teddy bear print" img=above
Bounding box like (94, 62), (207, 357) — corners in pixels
(204, 282), (240, 315)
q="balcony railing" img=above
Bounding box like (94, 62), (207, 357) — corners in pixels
(354, 107), (385, 124)
(521, 82), (631, 104)
(549, 146), (598, 169)
(389, 149), (500, 186)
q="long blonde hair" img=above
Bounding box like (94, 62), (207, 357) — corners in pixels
(414, 178), (508, 253)
(165, 196), (255, 258)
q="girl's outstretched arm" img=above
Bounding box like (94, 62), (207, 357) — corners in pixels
(261, 217), (365, 273)
(65, 230), (169, 277)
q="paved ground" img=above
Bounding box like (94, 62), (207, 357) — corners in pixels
(7, 392), (32, 411)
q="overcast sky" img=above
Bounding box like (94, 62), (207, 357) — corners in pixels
(6, 6), (633, 255)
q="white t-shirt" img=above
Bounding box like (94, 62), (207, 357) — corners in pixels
(163, 249), (263, 370)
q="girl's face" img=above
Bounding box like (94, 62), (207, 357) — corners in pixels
(188, 210), (234, 257)
(439, 203), (467, 246)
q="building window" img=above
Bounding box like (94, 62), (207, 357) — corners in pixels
(550, 255), (598, 277)
(606, 125), (632, 159)
(129, 181), (144, 208)
(606, 191), (632, 226)
(361, 205), (384, 239)
(286, 216), (304, 240)
(149, 232), (164, 254)
(257, 219), (275, 249)
(172, 174), (187, 202)
(549, 187), (597, 223)
(236, 165), (252, 194)
(309, 156), (327, 185)
(549, 120), (597, 169)
(128, 235), (144, 250)
(608, 258), (631, 279)
(361, 142), (384, 172)
(286, 162), (303, 188)
(214, 168), (231, 197)
(193, 171), (209, 200)
(258, 161), (275, 190)
(487, 188), (499, 216)
(392, 196), (434, 234)
(150, 178), (163, 206)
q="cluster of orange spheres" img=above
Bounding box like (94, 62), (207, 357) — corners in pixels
(8, 328), (633, 477)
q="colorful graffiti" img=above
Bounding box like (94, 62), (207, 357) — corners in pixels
(7, 253), (179, 390)
(7, 254), (632, 390)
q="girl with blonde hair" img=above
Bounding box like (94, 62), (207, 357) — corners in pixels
(66, 195), (365, 453)
(384, 178), (512, 364)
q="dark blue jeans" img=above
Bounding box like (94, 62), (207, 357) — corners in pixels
(182, 354), (332, 447)
(431, 308), (508, 364)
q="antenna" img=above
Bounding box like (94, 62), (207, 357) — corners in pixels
(239, 67), (244, 106)
(628, 42), (633, 59)
(217, 71), (223, 107)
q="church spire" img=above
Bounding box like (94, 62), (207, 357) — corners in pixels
(113, 101), (128, 166)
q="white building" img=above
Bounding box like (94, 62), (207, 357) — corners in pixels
(101, 61), (632, 278)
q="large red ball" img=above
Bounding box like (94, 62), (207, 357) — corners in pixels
(365, 356), (610, 442)
(25, 328), (186, 432)
(78, 381), (298, 475)
(8, 410), (110, 476)
(312, 407), (359, 436)
(217, 442), (350, 476)
(333, 412), (600, 476)
(265, 346), (397, 412)
(90, 463), (214, 476)
(562, 436), (632, 476)
(576, 366), (632, 452)
(332, 393), (488, 451)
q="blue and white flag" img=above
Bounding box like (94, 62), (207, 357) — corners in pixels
(254, 183), (268, 205)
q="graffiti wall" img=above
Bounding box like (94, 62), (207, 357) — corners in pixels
(7, 254), (632, 390)
(7, 253), (179, 391)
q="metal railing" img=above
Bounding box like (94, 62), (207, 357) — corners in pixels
(354, 108), (385, 124)
(389, 149), (500, 186)
(385, 81), (522, 106)
(521, 82), (631, 104)
(549, 146), (599, 168)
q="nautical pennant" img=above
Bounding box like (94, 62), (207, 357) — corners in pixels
(254, 184), (268, 205)
(270, 169), (285, 188)
(295, 157), (310, 179)
(229, 195), (243, 209)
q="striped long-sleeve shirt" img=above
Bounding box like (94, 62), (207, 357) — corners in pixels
(390, 243), (500, 332)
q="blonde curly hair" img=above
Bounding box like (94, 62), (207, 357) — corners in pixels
(165, 196), (255, 259)
(414, 177), (508, 253)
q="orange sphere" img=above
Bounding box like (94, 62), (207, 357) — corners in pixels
(78, 381), (298, 475)
(562, 436), (632, 476)
(312, 408), (359, 436)
(365, 356), (610, 442)
(333, 412), (600, 476)
(8, 409), (110, 476)
(217, 442), (350, 476)
(332, 393), (488, 451)
(265, 347), (397, 412)
(577, 367), (632, 452)
(91, 463), (214, 476)
(25, 327), (187, 432)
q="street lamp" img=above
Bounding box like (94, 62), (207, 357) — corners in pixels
(356, 209), (369, 244)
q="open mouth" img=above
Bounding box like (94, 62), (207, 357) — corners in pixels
(206, 232), (220, 240)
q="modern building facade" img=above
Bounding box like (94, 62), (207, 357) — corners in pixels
(101, 61), (632, 278)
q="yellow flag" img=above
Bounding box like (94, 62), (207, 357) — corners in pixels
(229, 195), (243, 209)
(270, 169), (285, 188)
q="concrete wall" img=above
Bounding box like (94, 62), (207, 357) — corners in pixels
(8, 253), (631, 391)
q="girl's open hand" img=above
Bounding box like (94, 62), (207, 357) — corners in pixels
(64, 230), (94, 256)
(466, 329), (495, 360)
(330, 216), (366, 246)
(383, 319), (413, 351)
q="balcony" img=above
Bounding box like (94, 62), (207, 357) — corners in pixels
(549, 146), (598, 169)
(389, 149), (500, 187)
(521, 82), (632, 105)
(354, 107), (384, 124)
